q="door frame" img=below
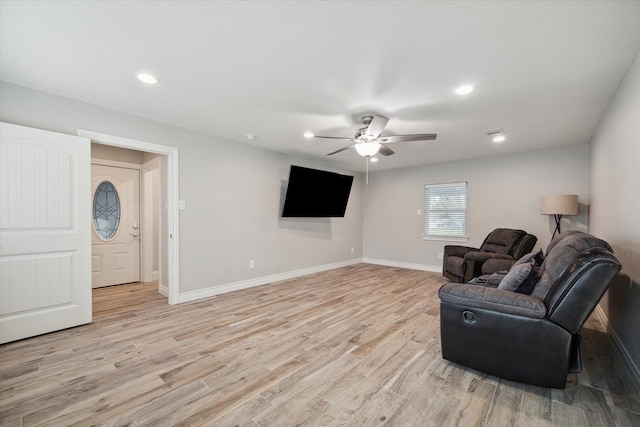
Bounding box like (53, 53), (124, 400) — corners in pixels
(79, 130), (180, 304)
(141, 156), (161, 283)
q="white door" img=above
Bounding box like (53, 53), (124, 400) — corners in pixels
(91, 164), (140, 288)
(0, 122), (91, 344)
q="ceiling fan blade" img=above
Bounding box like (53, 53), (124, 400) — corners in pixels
(378, 144), (395, 156)
(364, 115), (389, 139)
(381, 134), (437, 143)
(314, 135), (356, 141)
(326, 144), (355, 156)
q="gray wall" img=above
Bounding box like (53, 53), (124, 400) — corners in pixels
(589, 52), (640, 383)
(363, 144), (590, 268)
(0, 82), (364, 294)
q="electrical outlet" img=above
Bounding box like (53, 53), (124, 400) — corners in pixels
(351, 247), (354, 254)
(249, 260), (255, 269)
(438, 252), (444, 260)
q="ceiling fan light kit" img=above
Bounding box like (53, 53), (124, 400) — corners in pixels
(354, 142), (381, 157)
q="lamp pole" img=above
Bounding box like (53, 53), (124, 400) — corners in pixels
(551, 214), (563, 239)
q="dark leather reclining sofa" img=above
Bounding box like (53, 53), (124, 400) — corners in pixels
(438, 230), (621, 388)
(443, 228), (538, 284)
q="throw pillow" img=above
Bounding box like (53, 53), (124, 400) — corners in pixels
(514, 266), (541, 295)
(514, 249), (545, 267)
(532, 249), (545, 266)
(497, 260), (542, 295)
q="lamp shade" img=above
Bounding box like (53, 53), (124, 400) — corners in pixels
(540, 195), (579, 215)
(354, 142), (381, 157)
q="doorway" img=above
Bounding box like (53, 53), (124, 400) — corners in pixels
(91, 162), (142, 288)
(80, 130), (180, 304)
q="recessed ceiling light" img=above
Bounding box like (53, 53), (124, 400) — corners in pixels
(486, 128), (506, 143)
(369, 157), (379, 163)
(137, 73), (158, 84)
(455, 84), (474, 95)
(246, 134), (256, 141)
(303, 132), (314, 138)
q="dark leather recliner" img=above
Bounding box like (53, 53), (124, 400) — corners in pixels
(438, 231), (621, 388)
(442, 228), (537, 283)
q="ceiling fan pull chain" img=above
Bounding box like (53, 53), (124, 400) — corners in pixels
(366, 156), (369, 184)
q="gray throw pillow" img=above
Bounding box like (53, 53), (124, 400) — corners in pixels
(514, 249), (544, 267)
(497, 260), (542, 295)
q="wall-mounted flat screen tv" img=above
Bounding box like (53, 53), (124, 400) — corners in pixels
(282, 165), (354, 217)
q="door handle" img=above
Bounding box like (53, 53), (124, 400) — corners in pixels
(129, 232), (140, 237)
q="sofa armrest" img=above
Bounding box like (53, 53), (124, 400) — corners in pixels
(443, 245), (477, 258)
(463, 251), (514, 262)
(438, 283), (547, 319)
(482, 258), (516, 274)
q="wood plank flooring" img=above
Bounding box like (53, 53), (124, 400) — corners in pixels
(1, 264), (638, 426)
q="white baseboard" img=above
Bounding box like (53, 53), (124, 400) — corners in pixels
(177, 258), (363, 304)
(595, 305), (640, 393)
(159, 284), (168, 297)
(362, 257), (442, 273)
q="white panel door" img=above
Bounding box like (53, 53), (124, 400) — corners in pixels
(0, 122), (91, 344)
(91, 164), (140, 287)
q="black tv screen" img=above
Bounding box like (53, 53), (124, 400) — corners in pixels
(282, 165), (354, 217)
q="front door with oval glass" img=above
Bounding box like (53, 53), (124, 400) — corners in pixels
(91, 164), (140, 287)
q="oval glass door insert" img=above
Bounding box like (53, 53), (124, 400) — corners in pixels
(93, 181), (121, 240)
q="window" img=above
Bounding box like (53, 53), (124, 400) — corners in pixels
(424, 182), (467, 240)
(93, 181), (121, 240)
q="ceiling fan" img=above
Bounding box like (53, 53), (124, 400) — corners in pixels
(312, 115), (437, 157)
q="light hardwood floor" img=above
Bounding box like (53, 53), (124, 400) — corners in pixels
(1, 264), (638, 426)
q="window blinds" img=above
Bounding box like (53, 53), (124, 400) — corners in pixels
(424, 182), (467, 238)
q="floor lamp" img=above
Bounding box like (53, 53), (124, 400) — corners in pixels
(541, 195), (579, 239)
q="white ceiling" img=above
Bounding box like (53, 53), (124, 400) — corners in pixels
(1, 1), (639, 172)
